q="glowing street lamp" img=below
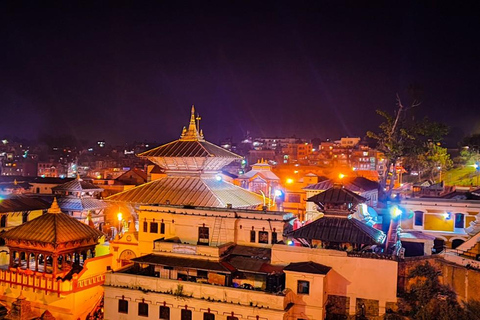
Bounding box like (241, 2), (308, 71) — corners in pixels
(117, 212), (123, 234)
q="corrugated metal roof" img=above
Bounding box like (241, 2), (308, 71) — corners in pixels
(138, 140), (241, 159)
(106, 176), (263, 208)
(131, 254), (233, 273)
(58, 196), (107, 211)
(2, 199), (103, 245)
(0, 195), (51, 213)
(52, 177), (102, 192)
(307, 185), (366, 204)
(284, 261), (331, 275)
(287, 216), (385, 245)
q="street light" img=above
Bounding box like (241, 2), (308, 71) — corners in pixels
(117, 212), (123, 235)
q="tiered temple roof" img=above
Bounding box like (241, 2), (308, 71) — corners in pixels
(107, 106), (263, 209)
(2, 198), (103, 246)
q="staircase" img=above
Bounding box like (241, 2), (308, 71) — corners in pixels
(455, 231), (480, 258)
(211, 217), (227, 246)
(385, 218), (401, 255)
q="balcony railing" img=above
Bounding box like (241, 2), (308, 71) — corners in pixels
(105, 272), (288, 311)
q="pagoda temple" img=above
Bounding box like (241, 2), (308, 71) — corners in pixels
(287, 184), (386, 250)
(0, 199), (110, 319)
(52, 175), (107, 229)
(107, 106), (264, 209)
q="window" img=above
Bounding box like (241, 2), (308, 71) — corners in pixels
(250, 230), (256, 243)
(272, 232), (278, 244)
(138, 302), (148, 317)
(198, 227), (209, 244)
(287, 194), (301, 203)
(227, 317), (239, 320)
(181, 309), (192, 320)
(150, 222), (158, 233)
(455, 213), (465, 229)
(160, 222), (165, 234)
(0, 215), (6, 228)
(118, 299), (128, 314)
(297, 280), (310, 294)
(159, 306), (170, 320)
(258, 231), (268, 244)
(143, 221), (148, 232)
(204, 313), (215, 320)
(414, 211), (424, 226)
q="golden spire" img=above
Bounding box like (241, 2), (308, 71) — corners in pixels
(48, 198), (62, 214)
(180, 105), (204, 141)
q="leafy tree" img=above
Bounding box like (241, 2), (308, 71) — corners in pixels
(367, 95), (449, 193)
(461, 134), (480, 152)
(399, 262), (466, 320)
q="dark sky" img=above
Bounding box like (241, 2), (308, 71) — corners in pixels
(1, 1), (480, 145)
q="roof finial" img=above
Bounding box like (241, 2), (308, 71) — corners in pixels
(48, 198), (62, 214)
(180, 105), (203, 141)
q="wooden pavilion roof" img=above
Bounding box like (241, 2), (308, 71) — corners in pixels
(1, 198), (104, 246)
(307, 184), (366, 205)
(287, 216), (385, 245)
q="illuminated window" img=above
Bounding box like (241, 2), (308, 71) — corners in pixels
(198, 227), (209, 245)
(250, 230), (256, 243)
(160, 222), (165, 234)
(138, 302), (148, 317)
(455, 213), (465, 229)
(297, 280), (310, 294)
(414, 211), (424, 226)
(159, 306), (170, 319)
(181, 309), (192, 320)
(143, 221), (148, 232)
(204, 313), (215, 320)
(150, 222), (158, 233)
(118, 299), (128, 314)
(259, 231), (268, 244)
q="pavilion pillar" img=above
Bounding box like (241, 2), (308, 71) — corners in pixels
(26, 252), (30, 270)
(35, 254), (39, 272)
(52, 254), (58, 275)
(9, 251), (13, 268)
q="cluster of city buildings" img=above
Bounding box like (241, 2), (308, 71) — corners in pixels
(0, 107), (478, 319)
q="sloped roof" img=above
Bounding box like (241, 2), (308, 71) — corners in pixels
(117, 168), (148, 182)
(226, 256), (284, 274)
(52, 176), (102, 192)
(138, 140), (241, 159)
(58, 196), (107, 211)
(304, 177), (379, 192)
(238, 169), (280, 181)
(106, 176), (263, 208)
(2, 199), (104, 245)
(0, 195), (51, 213)
(131, 254), (233, 273)
(307, 184), (366, 205)
(284, 261), (331, 275)
(287, 216), (385, 245)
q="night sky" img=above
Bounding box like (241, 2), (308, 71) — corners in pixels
(1, 1), (479, 146)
